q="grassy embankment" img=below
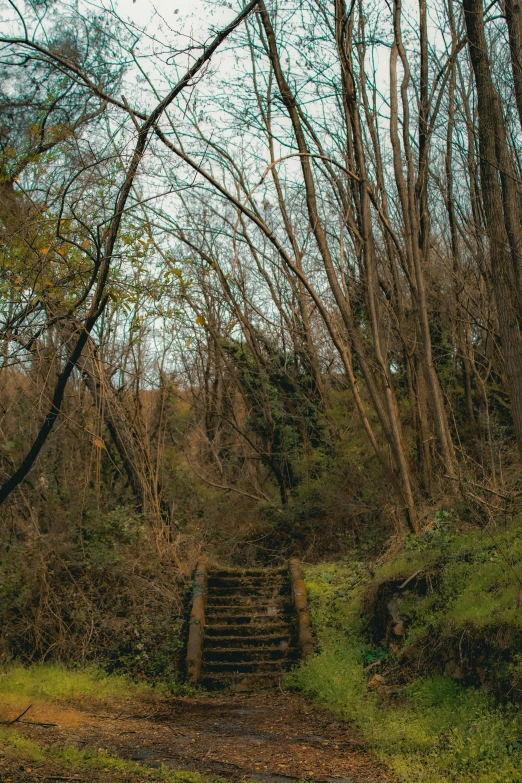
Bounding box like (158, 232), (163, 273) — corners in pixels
(0, 664), (214, 783)
(291, 514), (522, 783)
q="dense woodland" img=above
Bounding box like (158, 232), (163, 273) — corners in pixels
(1, 0), (522, 667)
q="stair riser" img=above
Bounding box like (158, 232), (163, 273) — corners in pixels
(206, 610), (291, 621)
(206, 607), (291, 618)
(204, 584), (290, 598)
(204, 634), (293, 647)
(203, 661), (293, 673)
(201, 674), (283, 691)
(209, 568), (286, 579)
(205, 622), (293, 634)
(204, 649), (298, 662)
(206, 596), (290, 608)
(207, 577), (287, 588)
(207, 600), (292, 609)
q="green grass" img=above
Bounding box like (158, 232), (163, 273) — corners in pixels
(0, 662), (203, 702)
(0, 662), (153, 702)
(290, 522), (522, 783)
(0, 726), (223, 783)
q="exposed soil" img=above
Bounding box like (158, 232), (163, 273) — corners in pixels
(0, 691), (392, 783)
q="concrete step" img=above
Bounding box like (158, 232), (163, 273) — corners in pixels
(204, 632), (293, 647)
(207, 584), (288, 596)
(207, 575), (286, 588)
(204, 620), (293, 634)
(203, 646), (298, 662)
(205, 613), (293, 626)
(202, 659), (294, 674)
(209, 567), (286, 578)
(207, 601), (291, 611)
(200, 672), (284, 691)
(206, 594), (289, 607)
(206, 604), (290, 617)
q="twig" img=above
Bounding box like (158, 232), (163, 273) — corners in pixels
(364, 660), (384, 672)
(399, 570), (423, 590)
(0, 704), (33, 724)
(183, 448), (271, 502)
(443, 474), (515, 500)
(92, 710), (124, 720)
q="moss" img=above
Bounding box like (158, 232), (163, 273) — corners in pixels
(376, 515), (522, 634)
(0, 728), (46, 762)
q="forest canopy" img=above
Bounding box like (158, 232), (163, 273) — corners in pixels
(1, 0), (522, 552)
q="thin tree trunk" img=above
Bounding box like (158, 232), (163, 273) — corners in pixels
(260, 0), (418, 530)
(464, 0), (522, 456)
(505, 0), (522, 131)
(390, 0), (457, 480)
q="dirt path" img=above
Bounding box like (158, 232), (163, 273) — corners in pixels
(0, 691), (392, 783)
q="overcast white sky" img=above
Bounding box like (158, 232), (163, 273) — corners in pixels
(113, 0), (237, 52)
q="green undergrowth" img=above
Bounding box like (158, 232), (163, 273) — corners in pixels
(0, 510), (186, 681)
(0, 662), (151, 701)
(378, 513), (522, 633)
(290, 514), (522, 782)
(0, 726), (223, 783)
(0, 662), (200, 703)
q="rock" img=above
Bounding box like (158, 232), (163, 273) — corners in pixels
(387, 597), (402, 625)
(377, 684), (402, 696)
(445, 660), (464, 680)
(476, 666), (486, 682)
(367, 674), (386, 690)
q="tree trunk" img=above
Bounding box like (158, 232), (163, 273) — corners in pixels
(464, 0), (522, 456)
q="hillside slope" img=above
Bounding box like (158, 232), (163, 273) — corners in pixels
(291, 514), (522, 782)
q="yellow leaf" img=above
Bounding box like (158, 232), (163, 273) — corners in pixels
(41, 247), (49, 255)
(195, 315), (205, 325)
(82, 240), (90, 249)
(93, 438), (106, 449)
(44, 281), (53, 287)
(57, 248), (65, 256)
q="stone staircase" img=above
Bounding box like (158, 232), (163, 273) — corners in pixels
(186, 560), (312, 690)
